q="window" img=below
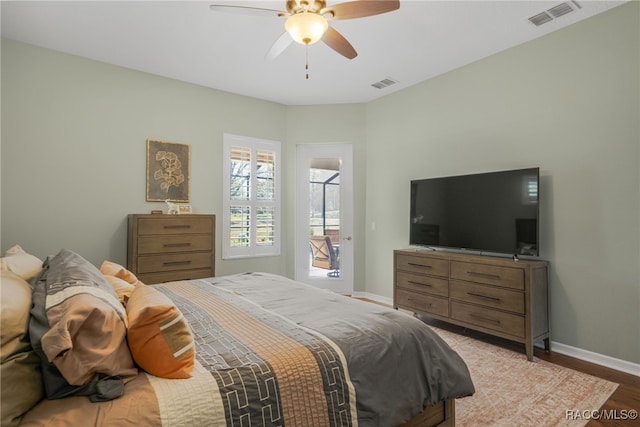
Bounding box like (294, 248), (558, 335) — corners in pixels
(222, 134), (281, 259)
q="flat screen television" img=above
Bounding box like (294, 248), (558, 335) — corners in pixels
(410, 168), (540, 257)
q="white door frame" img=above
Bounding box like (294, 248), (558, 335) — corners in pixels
(295, 144), (353, 294)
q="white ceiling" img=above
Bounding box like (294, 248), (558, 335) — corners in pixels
(1, 0), (627, 106)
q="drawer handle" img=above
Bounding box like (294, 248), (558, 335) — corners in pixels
(467, 292), (501, 302)
(408, 262), (433, 269)
(407, 297), (432, 308)
(162, 260), (192, 266)
(163, 242), (192, 248)
(469, 313), (501, 325)
(467, 271), (500, 280)
(164, 224), (192, 229)
(408, 280), (432, 287)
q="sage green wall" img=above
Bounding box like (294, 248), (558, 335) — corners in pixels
(1, 38), (289, 276)
(365, 3), (639, 363)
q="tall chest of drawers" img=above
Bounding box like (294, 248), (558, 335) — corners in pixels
(127, 214), (215, 284)
(394, 249), (549, 361)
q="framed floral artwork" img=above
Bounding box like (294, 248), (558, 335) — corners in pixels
(146, 139), (190, 202)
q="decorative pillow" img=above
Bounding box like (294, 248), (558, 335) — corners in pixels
(0, 245), (43, 281)
(1, 271), (44, 427)
(100, 260), (145, 287)
(126, 285), (195, 379)
(30, 249), (137, 401)
(103, 275), (136, 305)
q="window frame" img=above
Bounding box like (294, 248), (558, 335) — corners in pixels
(222, 133), (281, 259)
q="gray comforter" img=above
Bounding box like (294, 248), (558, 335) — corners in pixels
(185, 272), (475, 426)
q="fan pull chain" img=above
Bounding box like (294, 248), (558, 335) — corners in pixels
(305, 44), (309, 79)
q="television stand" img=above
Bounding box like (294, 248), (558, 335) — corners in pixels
(393, 249), (549, 361)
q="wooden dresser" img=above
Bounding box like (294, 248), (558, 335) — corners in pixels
(127, 214), (215, 284)
(394, 249), (549, 361)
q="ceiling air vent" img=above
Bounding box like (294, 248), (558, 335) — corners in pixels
(529, 12), (553, 26)
(548, 2), (576, 18)
(528, 1), (581, 26)
(371, 77), (398, 90)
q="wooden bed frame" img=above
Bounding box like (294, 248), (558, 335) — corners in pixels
(400, 399), (455, 427)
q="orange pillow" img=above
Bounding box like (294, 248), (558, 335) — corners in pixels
(103, 275), (136, 305)
(126, 285), (195, 379)
(100, 261), (145, 287)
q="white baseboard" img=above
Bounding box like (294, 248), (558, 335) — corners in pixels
(353, 291), (639, 377)
(548, 341), (639, 377)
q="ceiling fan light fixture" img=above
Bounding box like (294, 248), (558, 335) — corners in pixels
(285, 12), (328, 45)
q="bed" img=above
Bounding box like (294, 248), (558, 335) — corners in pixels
(1, 247), (474, 427)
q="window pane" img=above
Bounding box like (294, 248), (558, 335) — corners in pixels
(309, 166), (340, 235)
(230, 147), (251, 200)
(230, 206), (250, 247)
(256, 150), (275, 200)
(256, 206), (275, 246)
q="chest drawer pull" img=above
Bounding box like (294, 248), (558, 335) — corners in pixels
(469, 313), (501, 325)
(408, 263), (433, 269)
(467, 271), (500, 280)
(408, 280), (432, 287)
(163, 242), (191, 248)
(164, 224), (191, 229)
(467, 292), (501, 302)
(162, 260), (192, 267)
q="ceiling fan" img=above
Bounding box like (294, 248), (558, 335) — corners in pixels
(209, 0), (400, 61)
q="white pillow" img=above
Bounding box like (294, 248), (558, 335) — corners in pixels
(0, 245), (43, 281)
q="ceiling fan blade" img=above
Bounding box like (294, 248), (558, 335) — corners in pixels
(209, 4), (287, 17)
(322, 26), (357, 59)
(327, 0), (399, 20)
(265, 32), (293, 61)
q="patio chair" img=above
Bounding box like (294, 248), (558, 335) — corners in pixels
(309, 235), (340, 278)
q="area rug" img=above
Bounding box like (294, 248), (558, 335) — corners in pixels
(431, 327), (619, 427)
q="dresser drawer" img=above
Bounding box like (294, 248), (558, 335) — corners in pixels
(450, 280), (524, 314)
(137, 252), (213, 274)
(396, 271), (449, 297)
(396, 255), (449, 278)
(451, 301), (524, 338)
(396, 289), (449, 317)
(136, 216), (213, 236)
(451, 261), (524, 290)
(137, 234), (213, 255)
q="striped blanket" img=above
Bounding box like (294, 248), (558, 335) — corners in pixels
(158, 279), (357, 426)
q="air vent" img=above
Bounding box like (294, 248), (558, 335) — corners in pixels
(528, 1), (581, 26)
(548, 2), (576, 18)
(371, 77), (398, 90)
(529, 12), (553, 26)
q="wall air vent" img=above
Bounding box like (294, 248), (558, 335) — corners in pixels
(528, 1), (581, 26)
(371, 77), (398, 90)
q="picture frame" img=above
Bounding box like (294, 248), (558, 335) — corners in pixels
(146, 139), (190, 202)
(178, 204), (193, 214)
